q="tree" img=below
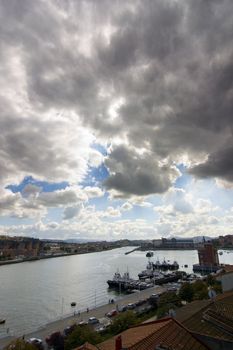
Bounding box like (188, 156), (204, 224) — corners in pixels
(64, 325), (101, 350)
(158, 292), (181, 307)
(192, 280), (208, 300)
(109, 311), (137, 334)
(156, 292), (181, 319)
(206, 274), (215, 286)
(4, 339), (37, 350)
(179, 283), (194, 302)
(46, 331), (64, 350)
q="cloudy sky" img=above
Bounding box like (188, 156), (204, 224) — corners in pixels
(1, 0), (233, 241)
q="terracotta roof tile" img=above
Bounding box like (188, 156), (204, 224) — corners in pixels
(223, 264), (233, 273)
(98, 318), (209, 350)
(75, 342), (99, 350)
(182, 292), (233, 342)
(175, 300), (211, 323)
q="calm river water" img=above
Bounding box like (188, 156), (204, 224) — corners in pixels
(0, 246), (232, 338)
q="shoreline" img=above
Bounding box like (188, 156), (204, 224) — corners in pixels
(1, 246), (231, 267)
(0, 284), (166, 349)
(0, 247), (121, 267)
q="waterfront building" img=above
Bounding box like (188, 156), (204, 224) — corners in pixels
(0, 236), (41, 259)
(219, 234), (233, 247)
(193, 242), (220, 273)
(161, 237), (195, 249)
(152, 239), (162, 247)
(197, 242), (219, 266)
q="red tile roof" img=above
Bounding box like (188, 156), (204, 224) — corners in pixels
(76, 342), (98, 350)
(181, 291), (233, 342)
(98, 318), (209, 350)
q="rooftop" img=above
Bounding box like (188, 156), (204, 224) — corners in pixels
(96, 318), (209, 350)
(180, 291), (233, 342)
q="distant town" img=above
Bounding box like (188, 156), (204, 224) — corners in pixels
(0, 234), (232, 266)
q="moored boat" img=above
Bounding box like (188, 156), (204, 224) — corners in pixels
(146, 251), (154, 258)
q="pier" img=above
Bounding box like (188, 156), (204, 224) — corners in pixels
(124, 247), (139, 255)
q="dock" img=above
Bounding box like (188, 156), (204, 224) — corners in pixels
(125, 247), (139, 255)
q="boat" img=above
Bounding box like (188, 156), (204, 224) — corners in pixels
(107, 268), (182, 291)
(153, 259), (161, 270)
(169, 261), (179, 270)
(146, 251), (154, 258)
(0, 319), (6, 324)
(138, 260), (165, 280)
(107, 271), (133, 289)
(152, 259), (179, 271)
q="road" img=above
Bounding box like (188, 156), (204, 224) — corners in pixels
(0, 285), (165, 349)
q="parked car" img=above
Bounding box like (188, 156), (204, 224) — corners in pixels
(95, 324), (106, 333)
(127, 303), (136, 310)
(119, 305), (128, 312)
(78, 320), (88, 326)
(148, 294), (159, 307)
(106, 309), (118, 317)
(27, 338), (44, 350)
(88, 317), (99, 324)
(63, 324), (77, 337)
(135, 299), (145, 307)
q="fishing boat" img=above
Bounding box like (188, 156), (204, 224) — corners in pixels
(146, 251), (154, 258)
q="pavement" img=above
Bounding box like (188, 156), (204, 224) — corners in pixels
(0, 285), (165, 349)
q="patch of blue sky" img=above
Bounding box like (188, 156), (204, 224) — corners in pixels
(0, 216), (35, 226)
(175, 164), (192, 189)
(7, 176), (69, 193)
(91, 142), (108, 156)
(88, 192), (110, 211)
(43, 208), (64, 223)
(121, 205), (157, 222)
(142, 194), (162, 207)
(191, 178), (233, 210)
(81, 163), (109, 187)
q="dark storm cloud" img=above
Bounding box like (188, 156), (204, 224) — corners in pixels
(0, 0), (233, 195)
(104, 145), (179, 196)
(190, 145), (233, 182)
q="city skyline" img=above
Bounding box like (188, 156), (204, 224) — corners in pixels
(0, 0), (233, 241)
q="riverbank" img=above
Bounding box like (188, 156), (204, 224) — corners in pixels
(0, 253), (77, 266)
(0, 284), (165, 349)
(0, 246), (122, 267)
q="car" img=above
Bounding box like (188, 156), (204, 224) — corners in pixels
(63, 324), (77, 337)
(127, 303), (136, 310)
(95, 324), (106, 333)
(135, 299), (145, 307)
(106, 309), (118, 317)
(119, 305), (128, 312)
(78, 320), (88, 326)
(27, 338), (44, 350)
(88, 317), (99, 324)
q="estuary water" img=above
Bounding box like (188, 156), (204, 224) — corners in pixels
(0, 246), (232, 338)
